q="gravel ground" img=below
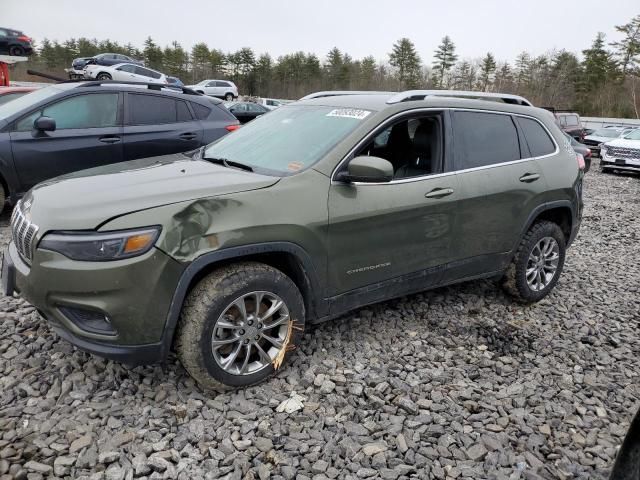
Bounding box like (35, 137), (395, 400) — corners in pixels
(0, 159), (639, 480)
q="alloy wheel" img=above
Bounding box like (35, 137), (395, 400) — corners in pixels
(526, 236), (560, 291)
(211, 291), (290, 375)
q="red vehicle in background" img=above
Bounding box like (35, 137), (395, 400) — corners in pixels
(0, 86), (36, 106)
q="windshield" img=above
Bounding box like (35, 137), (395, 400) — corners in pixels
(203, 104), (371, 175)
(623, 129), (640, 140)
(0, 84), (75, 121)
(592, 128), (621, 138)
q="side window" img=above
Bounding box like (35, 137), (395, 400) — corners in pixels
(452, 111), (520, 169)
(354, 114), (443, 179)
(206, 81), (217, 87)
(516, 117), (556, 157)
(191, 103), (211, 120)
(0, 29), (7, 37)
(15, 94), (118, 131)
(117, 64), (135, 73)
(216, 81), (230, 87)
(134, 66), (161, 79)
(176, 101), (193, 122)
(129, 94), (177, 125)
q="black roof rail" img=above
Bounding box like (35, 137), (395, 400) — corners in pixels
(76, 80), (202, 96)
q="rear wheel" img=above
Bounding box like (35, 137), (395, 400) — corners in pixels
(9, 45), (24, 56)
(225, 93), (234, 101)
(502, 221), (566, 303)
(175, 262), (305, 391)
(96, 72), (112, 80)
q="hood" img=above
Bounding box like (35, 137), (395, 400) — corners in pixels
(25, 153), (279, 231)
(585, 134), (620, 143)
(603, 137), (640, 149)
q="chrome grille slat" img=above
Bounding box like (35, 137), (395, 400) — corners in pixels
(608, 147), (640, 160)
(10, 201), (39, 264)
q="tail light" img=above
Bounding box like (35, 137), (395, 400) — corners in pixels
(17, 35), (31, 42)
(576, 153), (585, 170)
(225, 125), (240, 132)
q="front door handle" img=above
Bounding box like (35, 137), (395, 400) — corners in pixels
(425, 187), (454, 199)
(519, 173), (540, 183)
(99, 136), (121, 144)
(179, 133), (197, 140)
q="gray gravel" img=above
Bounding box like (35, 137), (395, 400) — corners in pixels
(1, 159), (639, 480)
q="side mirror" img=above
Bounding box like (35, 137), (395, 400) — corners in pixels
(336, 155), (394, 183)
(34, 116), (56, 132)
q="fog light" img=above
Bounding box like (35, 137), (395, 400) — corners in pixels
(58, 306), (116, 336)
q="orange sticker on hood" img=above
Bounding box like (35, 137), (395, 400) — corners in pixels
(287, 162), (304, 171)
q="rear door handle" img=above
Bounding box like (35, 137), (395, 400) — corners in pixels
(99, 136), (120, 144)
(179, 133), (197, 140)
(425, 187), (454, 199)
(519, 173), (540, 183)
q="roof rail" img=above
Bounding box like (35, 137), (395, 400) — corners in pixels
(300, 90), (396, 100)
(386, 90), (533, 107)
(76, 80), (202, 96)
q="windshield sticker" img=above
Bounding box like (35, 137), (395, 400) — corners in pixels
(326, 108), (371, 120)
(287, 161), (304, 171)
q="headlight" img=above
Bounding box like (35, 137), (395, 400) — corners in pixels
(39, 227), (161, 261)
(600, 145), (608, 156)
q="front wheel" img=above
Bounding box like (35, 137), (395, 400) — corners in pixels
(502, 221), (566, 303)
(225, 93), (234, 101)
(175, 262), (305, 390)
(96, 72), (112, 80)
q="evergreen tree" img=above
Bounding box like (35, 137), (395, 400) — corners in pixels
(582, 33), (616, 91)
(478, 52), (497, 91)
(389, 38), (422, 88)
(432, 36), (457, 88)
(143, 37), (163, 70)
(325, 47), (344, 88)
(611, 15), (640, 74)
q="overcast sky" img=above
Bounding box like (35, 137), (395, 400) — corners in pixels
(3, 0), (638, 64)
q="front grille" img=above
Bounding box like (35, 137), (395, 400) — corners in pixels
(607, 146), (640, 160)
(583, 139), (601, 147)
(10, 202), (38, 264)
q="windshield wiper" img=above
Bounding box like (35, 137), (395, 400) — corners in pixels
(201, 152), (253, 172)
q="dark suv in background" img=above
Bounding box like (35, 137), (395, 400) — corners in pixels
(0, 27), (34, 57)
(1, 90), (584, 390)
(0, 82), (239, 210)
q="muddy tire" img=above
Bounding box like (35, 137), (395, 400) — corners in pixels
(502, 221), (566, 304)
(175, 262), (305, 391)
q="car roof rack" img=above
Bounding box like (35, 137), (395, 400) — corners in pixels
(76, 80), (202, 96)
(300, 90), (397, 100)
(386, 90), (533, 107)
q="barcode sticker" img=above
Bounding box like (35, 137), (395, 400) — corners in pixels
(326, 109), (371, 120)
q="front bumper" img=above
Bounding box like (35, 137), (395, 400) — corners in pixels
(601, 156), (640, 172)
(2, 242), (184, 364)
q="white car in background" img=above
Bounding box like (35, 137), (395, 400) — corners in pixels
(582, 127), (627, 156)
(83, 63), (167, 84)
(186, 79), (238, 100)
(255, 98), (285, 110)
(600, 128), (640, 174)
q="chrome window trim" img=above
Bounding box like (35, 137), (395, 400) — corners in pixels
(330, 107), (560, 186)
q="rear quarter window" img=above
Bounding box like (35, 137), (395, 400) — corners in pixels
(453, 111), (521, 169)
(191, 102), (211, 120)
(516, 117), (556, 157)
(129, 94), (176, 125)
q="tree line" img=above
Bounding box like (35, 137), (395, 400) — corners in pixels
(15, 14), (640, 118)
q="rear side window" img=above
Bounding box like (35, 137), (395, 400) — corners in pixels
(453, 111), (521, 169)
(134, 66), (161, 79)
(191, 102), (211, 120)
(216, 81), (230, 87)
(129, 94), (176, 125)
(176, 101), (192, 122)
(516, 117), (556, 157)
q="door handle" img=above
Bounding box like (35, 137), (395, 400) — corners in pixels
(425, 187), (454, 199)
(519, 173), (540, 183)
(99, 136), (121, 144)
(179, 133), (197, 140)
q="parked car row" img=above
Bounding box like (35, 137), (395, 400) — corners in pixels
(0, 80), (240, 210)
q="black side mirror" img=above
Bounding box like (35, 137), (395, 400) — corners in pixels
(609, 408), (640, 479)
(34, 116), (56, 132)
(336, 155), (394, 183)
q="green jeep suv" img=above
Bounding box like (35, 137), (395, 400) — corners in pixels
(1, 90), (584, 389)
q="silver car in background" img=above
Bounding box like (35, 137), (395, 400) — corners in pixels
(186, 79), (238, 100)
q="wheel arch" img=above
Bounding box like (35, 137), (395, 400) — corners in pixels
(520, 201), (575, 245)
(159, 242), (326, 359)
